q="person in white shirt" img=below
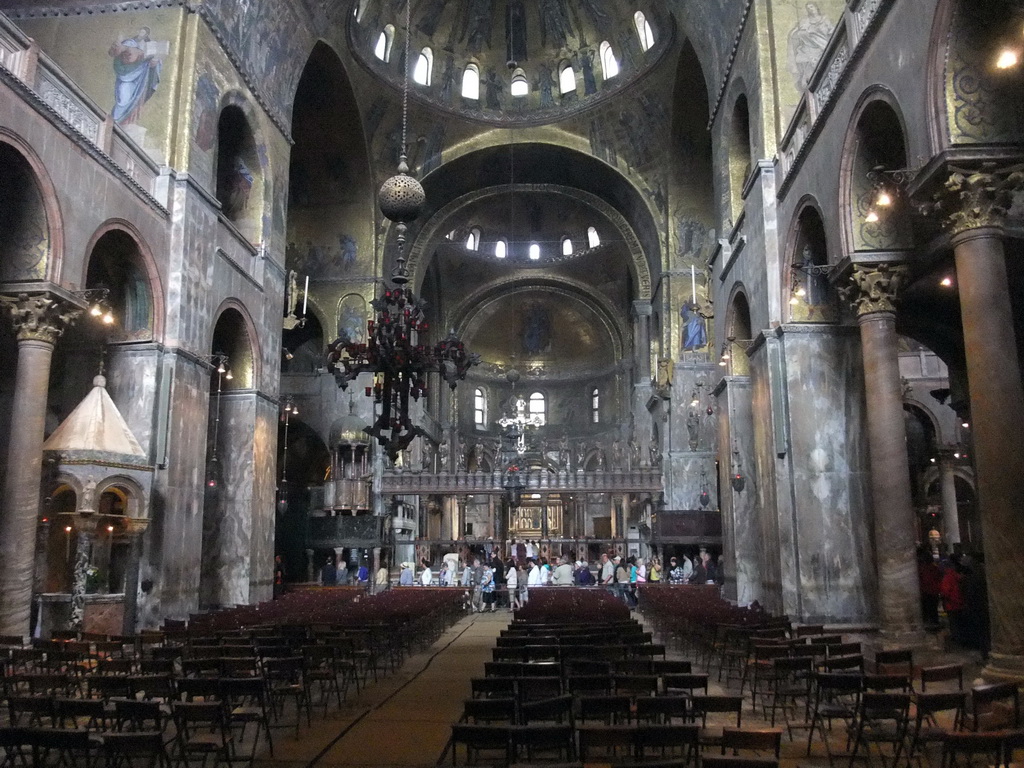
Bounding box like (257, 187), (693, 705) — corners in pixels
(525, 540), (536, 559)
(527, 559), (542, 587)
(505, 558), (520, 612)
(419, 559), (433, 587)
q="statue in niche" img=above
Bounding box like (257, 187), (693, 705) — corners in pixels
(656, 358), (673, 389)
(628, 436), (641, 470)
(576, 446), (587, 472)
(798, 243), (831, 306)
(594, 446), (605, 470)
(456, 441), (466, 471)
(610, 437), (624, 470)
(558, 435), (570, 470)
(788, 2), (833, 91)
(505, 0), (528, 64)
(470, 442), (484, 471)
(438, 435), (450, 472)
(681, 302), (708, 351)
(686, 409), (700, 451)
(650, 438), (662, 468)
(423, 442), (435, 471)
(521, 307), (552, 355)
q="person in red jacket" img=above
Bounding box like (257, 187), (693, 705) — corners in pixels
(918, 547), (943, 630)
(940, 559), (966, 645)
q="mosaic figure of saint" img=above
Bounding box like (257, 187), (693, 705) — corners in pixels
(109, 27), (165, 125)
(788, 3), (833, 91)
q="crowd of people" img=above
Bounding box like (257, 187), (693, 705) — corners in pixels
(390, 548), (725, 613)
(917, 545), (990, 653)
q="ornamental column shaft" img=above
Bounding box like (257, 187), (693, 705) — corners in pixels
(937, 451), (961, 546)
(932, 165), (1024, 679)
(844, 264), (923, 639)
(0, 293), (80, 637)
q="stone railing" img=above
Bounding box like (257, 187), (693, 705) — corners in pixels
(777, 0), (891, 187)
(381, 469), (663, 496)
(0, 13), (165, 207)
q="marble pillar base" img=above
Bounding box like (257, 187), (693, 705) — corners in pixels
(982, 653), (1024, 683)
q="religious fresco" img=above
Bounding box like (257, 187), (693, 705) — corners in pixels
(770, 0), (844, 128)
(337, 294), (368, 345)
(11, 9), (183, 164)
(0, 147), (49, 282)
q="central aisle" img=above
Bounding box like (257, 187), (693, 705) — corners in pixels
(257, 610), (508, 768)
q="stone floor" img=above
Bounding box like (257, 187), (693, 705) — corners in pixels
(252, 607), (980, 768)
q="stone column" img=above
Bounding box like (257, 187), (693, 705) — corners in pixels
(120, 518), (149, 634)
(0, 293), (80, 636)
(632, 301), (654, 466)
(934, 166), (1024, 678)
(844, 264), (923, 639)
(71, 519), (97, 630)
(938, 450), (961, 546)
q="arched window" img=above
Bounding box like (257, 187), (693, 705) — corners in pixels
(600, 41), (619, 79)
(529, 243), (541, 260)
(374, 25), (395, 62)
(634, 11), (655, 52)
(474, 388), (486, 426)
(561, 237), (573, 256)
(510, 68), (529, 97)
(466, 227), (481, 251)
(462, 64), (480, 99)
(529, 392), (546, 425)
(587, 226), (600, 248)
(495, 239), (507, 258)
(591, 388), (600, 423)
(559, 63), (576, 94)
(413, 47), (433, 86)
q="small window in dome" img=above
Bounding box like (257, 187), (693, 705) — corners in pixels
(600, 41), (619, 79)
(510, 68), (529, 97)
(561, 237), (573, 256)
(374, 24), (395, 62)
(495, 240), (507, 258)
(591, 388), (600, 423)
(462, 64), (480, 99)
(529, 392), (546, 425)
(466, 227), (481, 251)
(634, 12), (655, 52)
(529, 243), (541, 260)
(559, 63), (576, 95)
(588, 227), (600, 248)
(413, 47), (433, 86)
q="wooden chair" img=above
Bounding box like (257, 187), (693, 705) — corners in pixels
(635, 696), (689, 725)
(101, 732), (169, 768)
(577, 724), (637, 763)
(449, 723), (511, 766)
(510, 724), (575, 764)
(909, 691), (967, 765)
(576, 694), (632, 725)
(970, 682), (1020, 732)
(635, 723), (700, 762)
(846, 691), (912, 768)
(691, 695), (744, 751)
(720, 727), (782, 758)
(461, 698), (517, 724)
(920, 664), (964, 693)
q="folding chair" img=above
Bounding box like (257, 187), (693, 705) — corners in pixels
(908, 691), (967, 765)
(636, 723), (700, 762)
(519, 695), (573, 725)
(510, 724), (574, 763)
(920, 665), (964, 693)
(805, 672), (863, 760)
(970, 682), (1020, 732)
(461, 698), (517, 724)
(691, 694), (744, 751)
(102, 732), (169, 768)
(846, 691), (911, 768)
(221, 676), (274, 765)
(576, 724), (637, 763)
(263, 656), (311, 736)
(576, 694), (632, 725)
(449, 723), (511, 766)
(171, 701), (233, 768)
(635, 696), (689, 725)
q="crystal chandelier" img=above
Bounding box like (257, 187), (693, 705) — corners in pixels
(325, 0), (478, 462)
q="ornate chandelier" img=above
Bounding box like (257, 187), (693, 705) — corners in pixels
(325, 0), (477, 462)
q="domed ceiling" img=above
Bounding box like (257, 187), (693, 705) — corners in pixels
(352, 0), (673, 124)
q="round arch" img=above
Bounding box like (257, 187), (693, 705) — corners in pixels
(215, 92), (268, 244)
(839, 88), (914, 258)
(407, 180), (653, 300)
(0, 129), (64, 284)
(209, 300), (261, 391)
(785, 198), (839, 323)
(724, 285), (754, 376)
(95, 475), (148, 518)
(726, 87), (753, 222)
(80, 219), (165, 340)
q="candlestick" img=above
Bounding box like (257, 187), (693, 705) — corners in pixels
(302, 275), (309, 315)
(690, 265), (696, 305)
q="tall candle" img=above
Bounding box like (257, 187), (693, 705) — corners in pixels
(690, 265), (697, 304)
(302, 275), (309, 315)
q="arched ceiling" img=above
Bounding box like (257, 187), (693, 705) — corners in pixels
(351, 0), (673, 125)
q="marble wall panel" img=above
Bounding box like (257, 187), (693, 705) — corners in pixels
(106, 346), (160, 459)
(716, 376), (762, 606)
(780, 325), (875, 623)
(249, 396), (278, 603)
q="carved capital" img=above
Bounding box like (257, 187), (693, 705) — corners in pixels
(841, 263), (909, 317)
(926, 164), (1024, 238)
(0, 292), (81, 344)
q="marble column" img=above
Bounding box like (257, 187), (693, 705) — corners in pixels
(935, 166), (1024, 678)
(121, 518), (149, 633)
(632, 301), (654, 466)
(844, 264), (923, 639)
(71, 519), (97, 630)
(0, 293), (81, 637)
(938, 450), (961, 546)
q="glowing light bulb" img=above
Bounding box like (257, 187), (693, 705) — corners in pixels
(718, 359), (727, 367)
(940, 277), (953, 287)
(217, 362), (226, 374)
(865, 210), (880, 223)
(65, 526), (73, 533)
(962, 421), (970, 429)
(89, 304), (102, 317)
(102, 311), (115, 325)
(789, 296), (800, 306)
(795, 286), (807, 297)
(876, 191), (893, 207)
(225, 370), (233, 381)
(996, 48), (1019, 69)
(107, 525), (114, 532)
